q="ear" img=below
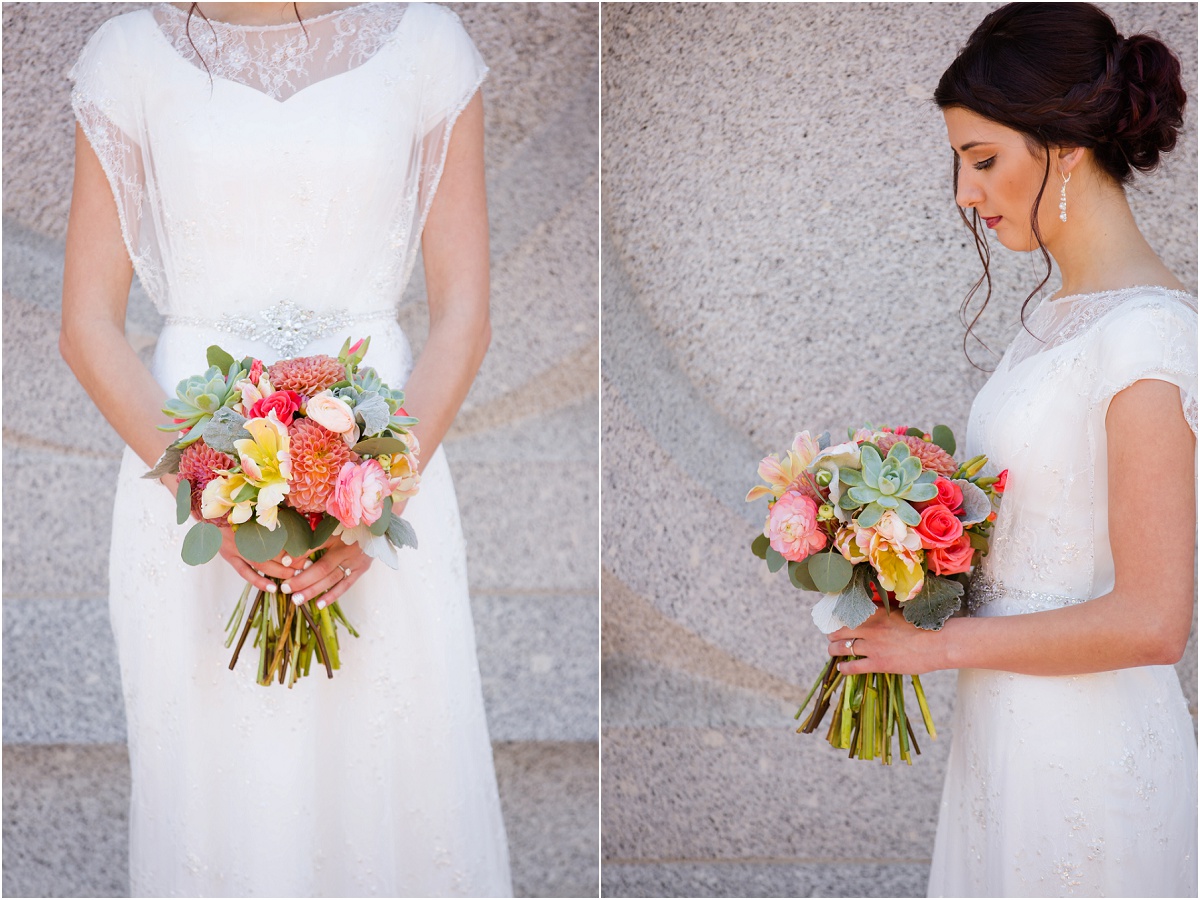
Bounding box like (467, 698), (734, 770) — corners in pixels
(1056, 146), (1086, 178)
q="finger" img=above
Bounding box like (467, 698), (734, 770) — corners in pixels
(837, 656), (874, 676)
(279, 550), (345, 597)
(828, 638), (865, 658)
(220, 548), (278, 595)
(313, 561), (368, 610)
(288, 561), (353, 607)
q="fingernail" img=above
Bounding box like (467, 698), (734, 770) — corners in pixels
(265, 582), (277, 593)
(293, 569), (302, 576)
(294, 593), (306, 604)
(281, 583), (292, 594)
(255, 570), (265, 577)
(282, 555), (292, 567)
(316, 599), (326, 610)
(303, 559), (313, 570)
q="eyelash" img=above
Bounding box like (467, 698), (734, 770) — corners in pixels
(973, 156), (996, 171)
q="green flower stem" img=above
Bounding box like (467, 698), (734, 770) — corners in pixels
(224, 581), (253, 647)
(795, 658), (833, 721)
(318, 607), (340, 670)
(297, 603), (334, 679)
(911, 674), (937, 738)
(329, 601), (359, 639)
(228, 589), (264, 672)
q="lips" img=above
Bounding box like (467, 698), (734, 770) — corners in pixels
(983, 215), (1002, 228)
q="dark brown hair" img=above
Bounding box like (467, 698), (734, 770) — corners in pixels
(933, 2), (1186, 365)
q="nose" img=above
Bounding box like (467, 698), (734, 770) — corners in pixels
(956, 168), (983, 210)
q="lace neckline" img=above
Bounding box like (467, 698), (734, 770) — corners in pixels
(1047, 284), (1196, 305)
(157, 2), (370, 32)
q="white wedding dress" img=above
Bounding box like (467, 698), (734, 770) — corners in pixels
(69, 4), (512, 896)
(928, 286), (1198, 897)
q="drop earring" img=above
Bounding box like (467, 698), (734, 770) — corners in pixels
(1059, 170), (1071, 223)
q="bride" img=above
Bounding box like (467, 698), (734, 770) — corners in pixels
(61, 2), (511, 895)
(826, 4), (1197, 897)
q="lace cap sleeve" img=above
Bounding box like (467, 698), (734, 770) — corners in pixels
(68, 13), (165, 310)
(416, 5), (488, 138)
(1091, 293), (1198, 434)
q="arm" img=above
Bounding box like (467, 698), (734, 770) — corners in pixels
(61, 123), (285, 594)
(281, 91), (490, 607)
(831, 378), (1196, 676)
(399, 90), (491, 468)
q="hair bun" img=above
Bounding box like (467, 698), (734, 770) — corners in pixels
(1109, 33), (1187, 175)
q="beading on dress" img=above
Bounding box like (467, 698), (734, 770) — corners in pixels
(164, 299), (396, 356)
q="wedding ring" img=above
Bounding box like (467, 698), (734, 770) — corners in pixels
(845, 638), (857, 654)
(340, 565), (352, 579)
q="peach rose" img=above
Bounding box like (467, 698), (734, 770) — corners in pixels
(915, 504), (964, 549)
(927, 533), (974, 575)
(306, 392), (357, 434)
(766, 490), (827, 562)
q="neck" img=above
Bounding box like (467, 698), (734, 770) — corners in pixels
(173, 3), (355, 26)
(1044, 169), (1184, 297)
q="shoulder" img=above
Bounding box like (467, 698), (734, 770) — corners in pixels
(1089, 288), (1197, 392)
(404, 2), (468, 30)
(1093, 287), (1197, 341)
(70, 8), (157, 78)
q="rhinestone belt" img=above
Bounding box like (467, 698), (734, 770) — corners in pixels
(966, 572), (1091, 615)
(164, 300), (397, 357)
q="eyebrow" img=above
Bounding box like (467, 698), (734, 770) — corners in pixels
(956, 140), (993, 152)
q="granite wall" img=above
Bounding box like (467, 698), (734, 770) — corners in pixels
(601, 3), (1197, 897)
(2, 3), (598, 897)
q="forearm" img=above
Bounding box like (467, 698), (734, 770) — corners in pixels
(60, 314), (173, 472)
(938, 588), (1190, 675)
(399, 301), (490, 469)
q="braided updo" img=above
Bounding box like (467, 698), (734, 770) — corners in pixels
(933, 2), (1187, 364)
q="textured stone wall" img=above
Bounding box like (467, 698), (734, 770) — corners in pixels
(601, 3), (1197, 897)
(2, 3), (598, 897)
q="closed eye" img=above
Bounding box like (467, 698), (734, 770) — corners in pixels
(973, 156), (996, 171)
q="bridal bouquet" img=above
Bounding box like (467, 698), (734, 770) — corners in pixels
(747, 425), (1007, 764)
(146, 337), (420, 687)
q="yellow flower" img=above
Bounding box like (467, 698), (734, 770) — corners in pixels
(868, 535), (925, 603)
(201, 472), (253, 525)
(234, 412), (291, 530)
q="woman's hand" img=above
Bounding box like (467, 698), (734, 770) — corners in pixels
(214, 526), (296, 596)
(828, 606), (948, 676)
(276, 537), (373, 610)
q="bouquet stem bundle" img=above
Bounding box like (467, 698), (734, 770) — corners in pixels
(795, 659), (935, 765)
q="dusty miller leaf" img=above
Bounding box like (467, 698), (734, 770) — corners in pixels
(903, 574), (964, 631)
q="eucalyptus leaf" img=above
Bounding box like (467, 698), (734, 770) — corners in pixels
(234, 520), (288, 563)
(967, 530), (991, 552)
(311, 514), (340, 549)
(807, 550), (853, 594)
(144, 445), (184, 479)
(385, 515), (418, 550)
(750, 533), (770, 560)
(277, 506), (313, 559)
(182, 521), (223, 565)
(931, 424), (956, 456)
(207, 345), (236, 373)
(831, 566), (877, 629)
(765, 547), (786, 574)
(903, 574), (964, 631)
(788, 558), (818, 592)
(369, 497), (394, 537)
(175, 479), (192, 525)
(201, 408), (251, 456)
(352, 436), (410, 457)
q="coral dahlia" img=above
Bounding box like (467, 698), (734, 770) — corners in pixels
(287, 418), (357, 514)
(267, 355), (345, 397)
(177, 438), (236, 520)
(874, 432), (957, 477)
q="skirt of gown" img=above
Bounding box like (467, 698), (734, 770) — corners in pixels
(108, 327), (512, 898)
(927, 662), (1197, 898)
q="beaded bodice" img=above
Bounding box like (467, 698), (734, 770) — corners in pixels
(965, 286), (1197, 614)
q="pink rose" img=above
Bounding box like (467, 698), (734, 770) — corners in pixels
(767, 490), (827, 562)
(915, 477), (963, 514)
(914, 503), (964, 549)
(247, 390), (303, 426)
(927, 533), (974, 575)
(327, 459), (391, 528)
(994, 469), (1008, 494)
(248, 359), (263, 384)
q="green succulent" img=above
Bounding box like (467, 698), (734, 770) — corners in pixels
(838, 443), (938, 527)
(159, 363), (242, 447)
